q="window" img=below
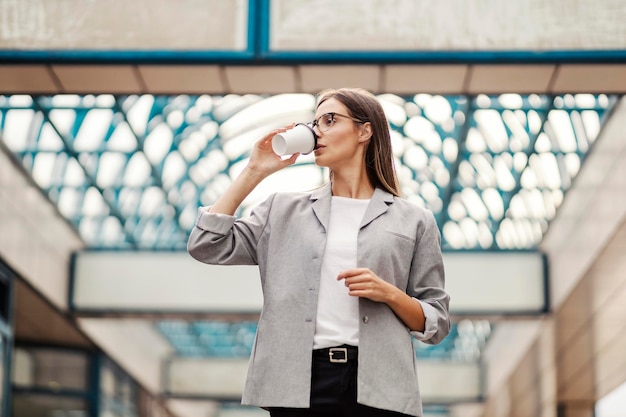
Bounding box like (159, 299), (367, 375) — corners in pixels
(0, 279), (8, 323)
(12, 348), (88, 391)
(0, 262), (13, 417)
(12, 393), (87, 417)
(99, 358), (138, 417)
(0, 337), (5, 416)
(11, 347), (90, 417)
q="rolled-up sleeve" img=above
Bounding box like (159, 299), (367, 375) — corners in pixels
(187, 194), (275, 266)
(408, 211), (451, 344)
(410, 299), (439, 341)
(195, 210), (237, 235)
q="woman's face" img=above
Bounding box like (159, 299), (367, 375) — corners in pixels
(312, 98), (366, 170)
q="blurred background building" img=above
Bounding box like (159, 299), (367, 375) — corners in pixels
(1, 1), (626, 416)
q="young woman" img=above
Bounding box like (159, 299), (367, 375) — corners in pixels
(188, 88), (450, 417)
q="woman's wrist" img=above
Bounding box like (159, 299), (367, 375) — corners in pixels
(241, 164), (269, 184)
(208, 165), (266, 215)
(383, 283), (403, 306)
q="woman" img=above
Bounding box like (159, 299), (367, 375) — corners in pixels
(188, 88), (450, 416)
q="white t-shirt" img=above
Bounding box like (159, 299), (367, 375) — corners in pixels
(313, 196), (370, 349)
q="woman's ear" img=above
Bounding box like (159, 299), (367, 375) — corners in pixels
(359, 122), (373, 143)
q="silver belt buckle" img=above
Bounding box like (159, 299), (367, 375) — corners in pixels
(329, 347), (348, 363)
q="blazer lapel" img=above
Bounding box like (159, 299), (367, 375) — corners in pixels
(360, 187), (395, 229)
(310, 184), (395, 230)
(310, 183), (332, 232)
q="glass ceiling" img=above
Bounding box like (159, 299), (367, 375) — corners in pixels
(0, 93), (616, 251)
(156, 319), (491, 361)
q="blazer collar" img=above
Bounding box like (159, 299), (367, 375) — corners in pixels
(310, 183), (395, 231)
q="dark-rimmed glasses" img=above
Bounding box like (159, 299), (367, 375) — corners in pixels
(310, 112), (365, 133)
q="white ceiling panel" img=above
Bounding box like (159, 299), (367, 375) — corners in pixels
(52, 65), (142, 93)
(71, 251), (544, 315)
(384, 64), (468, 94)
(0, 64), (623, 94)
(0, 65), (59, 94)
(138, 65), (225, 94)
(552, 64), (626, 93)
(224, 66), (297, 94)
(299, 65), (381, 93)
(468, 65), (555, 94)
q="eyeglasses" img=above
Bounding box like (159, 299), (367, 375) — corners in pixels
(310, 112), (365, 133)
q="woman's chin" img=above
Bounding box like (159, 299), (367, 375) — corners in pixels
(313, 152), (326, 166)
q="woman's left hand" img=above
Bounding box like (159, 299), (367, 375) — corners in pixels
(338, 268), (427, 332)
(337, 268), (399, 303)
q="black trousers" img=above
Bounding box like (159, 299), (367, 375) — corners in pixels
(269, 346), (411, 417)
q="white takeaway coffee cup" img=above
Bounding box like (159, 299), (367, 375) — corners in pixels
(272, 123), (318, 155)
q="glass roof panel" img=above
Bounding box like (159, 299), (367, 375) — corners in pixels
(155, 319), (491, 362)
(0, 93), (616, 250)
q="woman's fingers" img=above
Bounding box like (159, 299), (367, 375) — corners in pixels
(248, 125), (301, 175)
(338, 268), (393, 302)
(280, 152), (300, 167)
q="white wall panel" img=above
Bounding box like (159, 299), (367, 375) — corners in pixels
(0, 143), (83, 310)
(168, 358), (249, 398)
(166, 400), (221, 417)
(541, 97), (626, 309)
(418, 361), (482, 402)
(78, 318), (173, 394)
(72, 251), (546, 315)
(482, 319), (544, 396)
(73, 252), (264, 313)
(443, 252), (546, 314)
(167, 357), (481, 403)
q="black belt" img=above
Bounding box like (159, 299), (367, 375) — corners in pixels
(313, 345), (358, 363)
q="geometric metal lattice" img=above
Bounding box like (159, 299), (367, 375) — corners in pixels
(155, 319), (491, 361)
(0, 93), (616, 250)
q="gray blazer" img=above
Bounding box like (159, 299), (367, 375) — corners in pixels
(188, 183), (450, 416)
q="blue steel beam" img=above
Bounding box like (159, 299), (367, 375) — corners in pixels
(437, 98), (473, 236)
(486, 98), (553, 248)
(113, 98), (189, 247)
(32, 99), (138, 248)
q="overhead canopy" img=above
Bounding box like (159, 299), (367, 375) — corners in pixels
(0, 93), (615, 250)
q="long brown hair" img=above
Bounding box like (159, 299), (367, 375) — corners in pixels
(316, 88), (401, 197)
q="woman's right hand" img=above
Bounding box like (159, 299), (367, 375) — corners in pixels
(207, 125), (300, 215)
(245, 125), (300, 178)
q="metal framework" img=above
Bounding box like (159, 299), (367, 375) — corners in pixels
(156, 319), (491, 362)
(0, 93), (616, 250)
